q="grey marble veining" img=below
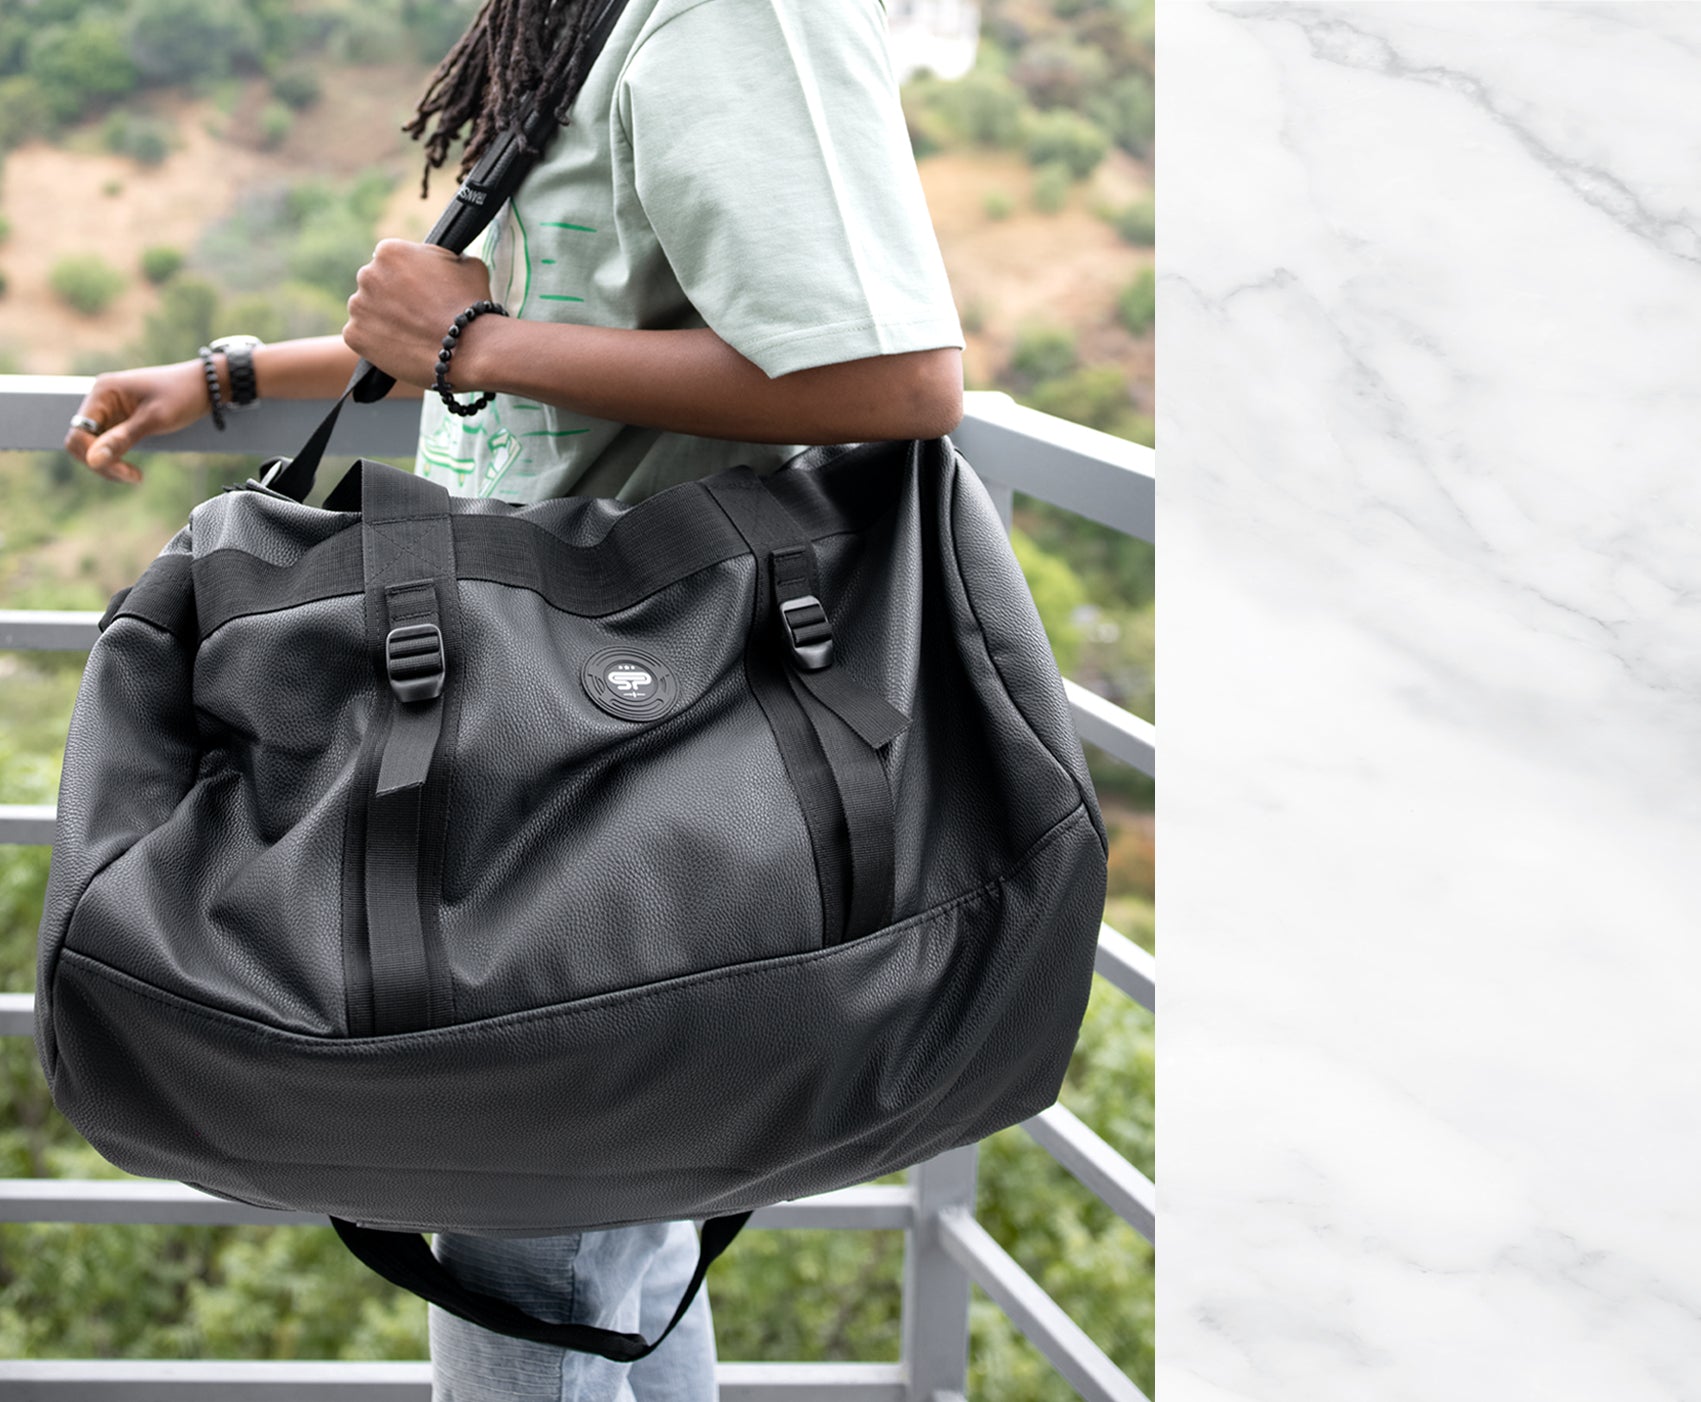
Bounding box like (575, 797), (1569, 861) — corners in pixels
(1158, 3), (1701, 1398)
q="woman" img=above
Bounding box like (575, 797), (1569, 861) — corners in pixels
(62, 0), (965, 1396)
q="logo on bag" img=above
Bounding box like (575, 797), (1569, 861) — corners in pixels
(582, 646), (678, 722)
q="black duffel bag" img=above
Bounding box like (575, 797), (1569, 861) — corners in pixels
(32, 1), (1108, 1347)
(34, 433), (1110, 1350)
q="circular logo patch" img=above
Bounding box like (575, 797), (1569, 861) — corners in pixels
(582, 646), (678, 722)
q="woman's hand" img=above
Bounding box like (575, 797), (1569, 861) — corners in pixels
(66, 362), (215, 485)
(342, 239), (496, 390)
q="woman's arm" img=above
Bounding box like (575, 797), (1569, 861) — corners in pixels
(456, 320), (963, 445)
(249, 336), (428, 402)
(343, 240), (963, 445)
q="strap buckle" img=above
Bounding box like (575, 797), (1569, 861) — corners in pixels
(778, 595), (834, 671)
(385, 623), (446, 702)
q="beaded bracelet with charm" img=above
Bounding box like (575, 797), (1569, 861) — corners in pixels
(434, 300), (508, 417)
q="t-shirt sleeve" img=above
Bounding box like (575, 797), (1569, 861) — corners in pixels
(618, 0), (965, 378)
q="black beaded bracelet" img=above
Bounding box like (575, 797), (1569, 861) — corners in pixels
(196, 346), (227, 431)
(434, 300), (508, 417)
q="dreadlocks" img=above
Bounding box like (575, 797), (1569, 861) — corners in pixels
(403, 0), (596, 199)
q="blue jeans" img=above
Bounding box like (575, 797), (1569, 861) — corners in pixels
(429, 1220), (718, 1402)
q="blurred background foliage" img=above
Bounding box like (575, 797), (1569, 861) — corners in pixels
(0, 0), (1153, 1396)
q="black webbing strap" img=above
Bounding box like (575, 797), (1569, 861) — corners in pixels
(768, 546), (907, 938)
(702, 470), (908, 944)
(97, 553), (197, 647)
(331, 1212), (750, 1358)
(769, 547), (909, 749)
(260, 0), (633, 504)
(361, 464), (456, 1034)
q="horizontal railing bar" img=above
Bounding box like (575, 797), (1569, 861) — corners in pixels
(1067, 680), (1153, 776)
(0, 375), (425, 458)
(0, 610), (102, 651)
(0, 379), (1146, 533)
(0, 1360), (908, 1400)
(1095, 924), (1155, 1011)
(0, 805), (56, 847)
(0, 1179), (916, 1232)
(937, 1209), (1147, 1402)
(0, 992), (32, 1036)
(952, 391), (1152, 541)
(1021, 1104), (1154, 1243)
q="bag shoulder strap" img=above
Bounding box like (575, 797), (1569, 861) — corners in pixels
(332, 1212), (750, 1359)
(265, 0), (632, 503)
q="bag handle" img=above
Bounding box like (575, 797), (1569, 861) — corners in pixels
(332, 1211), (750, 1359)
(262, 0), (631, 503)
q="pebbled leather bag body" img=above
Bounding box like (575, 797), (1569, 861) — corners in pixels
(33, 439), (1109, 1348)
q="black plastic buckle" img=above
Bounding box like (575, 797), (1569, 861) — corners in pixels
(385, 623), (446, 702)
(778, 595), (834, 671)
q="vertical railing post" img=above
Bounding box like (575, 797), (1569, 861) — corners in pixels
(982, 479), (1016, 533)
(901, 1143), (978, 1401)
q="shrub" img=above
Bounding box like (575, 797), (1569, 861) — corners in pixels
(943, 69), (1027, 148)
(1027, 366), (1138, 435)
(401, 1), (477, 63)
(899, 80), (955, 159)
(101, 179), (124, 198)
(126, 0), (262, 84)
(329, 9), (407, 64)
(0, 268), (8, 299)
(1011, 37), (1109, 112)
(0, 214), (10, 245)
(129, 275), (219, 364)
(1030, 160), (1071, 214)
(258, 102), (293, 150)
(1105, 197), (1154, 247)
(26, 18), (137, 124)
(982, 189), (1014, 221)
(1118, 268), (1155, 336)
(959, 296), (987, 335)
(1023, 109), (1109, 179)
(140, 246), (185, 285)
(101, 112), (173, 166)
(0, 75), (48, 151)
(1087, 72), (1155, 160)
(50, 254), (126, 316)
(224, 282), (349, 344)
(1009, 323), (1077, 387)
(269, 67), (322, 111)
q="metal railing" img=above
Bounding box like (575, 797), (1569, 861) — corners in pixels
(0, 378), (1155, 1401)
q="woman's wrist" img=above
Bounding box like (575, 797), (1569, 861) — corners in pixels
(236, 336), (426, 402)
(444, 312), (518, 396)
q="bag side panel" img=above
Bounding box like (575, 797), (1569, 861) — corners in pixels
(61, 594), (371, 1037)
(812, 440), (1085, 919)
(944, 446), (1111, 857)
(35, 605), (199, 1083)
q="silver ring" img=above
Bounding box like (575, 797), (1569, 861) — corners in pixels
(69, 414), (102, 435)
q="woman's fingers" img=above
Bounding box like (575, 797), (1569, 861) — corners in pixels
(87, 420), (147, 483)
(65, 379), (147, 484)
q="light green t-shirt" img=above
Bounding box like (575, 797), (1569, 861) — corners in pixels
(413, 0), (965, 505)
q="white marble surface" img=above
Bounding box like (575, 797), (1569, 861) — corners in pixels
(1157, 3), (1701, 1398)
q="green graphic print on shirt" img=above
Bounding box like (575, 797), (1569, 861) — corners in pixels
(414, 202), (596, 500)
